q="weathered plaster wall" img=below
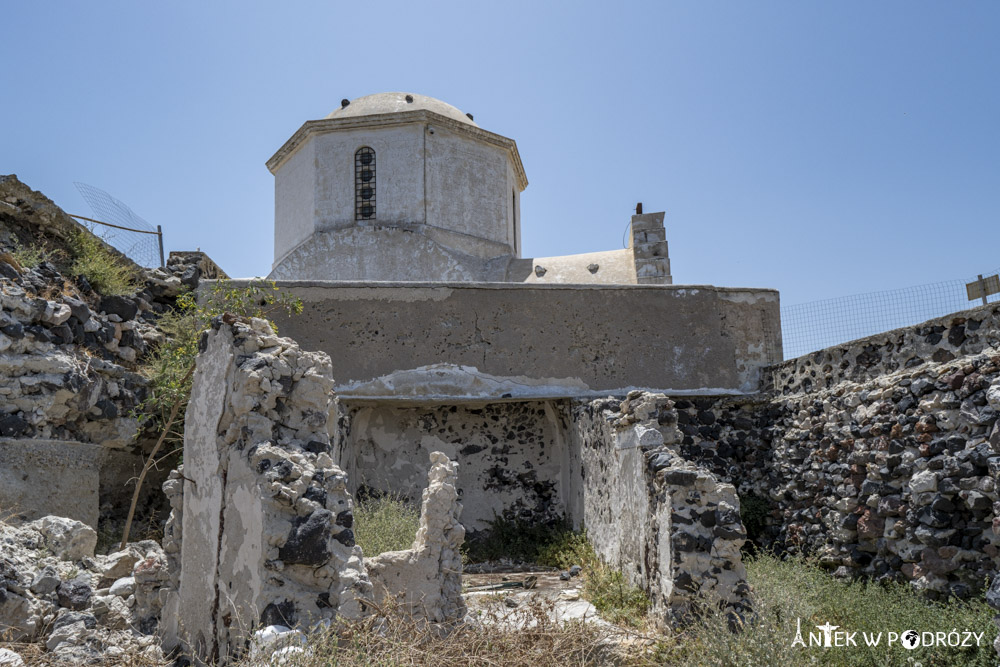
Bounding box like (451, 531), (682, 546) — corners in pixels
(272, 139), (315, 265)
(336, 400), (572, 532)
(270, 110), (523, 279)
(268, 228), (481, 283)
(161, 319), (371, 664)
(425, 123), (512, 247)
(312, 125), (426, 230)
(0, 439), (102, 526)
(570, 393), (749, 624)
(262, 281), (781, 398)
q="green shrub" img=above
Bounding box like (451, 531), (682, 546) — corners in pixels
(9, 239), (58, 269)
(120, 279), (303, 549)
(655, 553), (996, 667)
(353, 494), (420, 557)
(137, 279), (304, 438)
(69, 230), (139, 296)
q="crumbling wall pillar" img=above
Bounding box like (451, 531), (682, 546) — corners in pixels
(366, 451), (467, 623)
(574, 392), (749, 626)
(160, 318), (371, 664)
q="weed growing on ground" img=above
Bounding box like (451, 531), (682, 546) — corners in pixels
(353, 494), (420, 557)
(69, 230), (139, 296)
(655, 552), (996, 667)
(466, 517), (651, 628)
(8, 239), (59, 269)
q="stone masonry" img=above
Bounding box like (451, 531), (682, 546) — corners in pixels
(366, 451), (467, 623)
(572, 392), (749, 626)
(669, 303), (1000, 601)
(160, 317), (371, 664)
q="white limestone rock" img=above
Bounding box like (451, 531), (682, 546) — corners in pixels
(109, 576), (135, 597)
(0, 648), (25, 666)
(29, 515), (97, 561)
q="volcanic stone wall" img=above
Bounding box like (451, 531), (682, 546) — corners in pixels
(571, 392), (749, 624)
(0, 175), (229, 528)
(671, 303), (1000, 599)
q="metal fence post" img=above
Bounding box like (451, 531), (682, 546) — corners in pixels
(157, 225), (165, 268)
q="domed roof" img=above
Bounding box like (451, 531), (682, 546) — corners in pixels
(326, 92), (478, 127)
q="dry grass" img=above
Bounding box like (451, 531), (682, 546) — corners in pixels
(0, 641), (166, 666)
(239, 597), (645, 667)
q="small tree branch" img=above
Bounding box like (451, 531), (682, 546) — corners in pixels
(120, 362), (196, 550)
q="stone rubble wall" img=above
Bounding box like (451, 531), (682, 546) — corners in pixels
(366, 451), (467, 623)
(669, 303), (1000, 601)
(571, 392), (749, 625)
(160, 317), (371, 664)
(769, 304), (1000, 395)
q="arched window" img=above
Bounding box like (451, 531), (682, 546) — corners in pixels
(355, 147), (376, 220)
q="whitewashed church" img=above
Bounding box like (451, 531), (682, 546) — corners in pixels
(265, 92), (672, 285)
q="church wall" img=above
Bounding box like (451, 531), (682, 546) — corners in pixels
(312, 125), (426, 228)
(273, 139), (316, 265)
(261, 281), (781, 398)
(505, 160), (520, 256)
(425, 125), (512, 250)
(334, 399), (572, 532)
(267, 228), (479, 282)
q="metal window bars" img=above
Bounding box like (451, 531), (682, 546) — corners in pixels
(355, 147), (376, 221)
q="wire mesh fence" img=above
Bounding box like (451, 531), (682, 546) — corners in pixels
(73, 182), (164, 268)
(781, 267), (1000, 360)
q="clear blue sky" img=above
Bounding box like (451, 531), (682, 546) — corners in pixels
(2, 1), (998, 306)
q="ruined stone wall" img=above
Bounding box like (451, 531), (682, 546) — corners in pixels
(570, 393), (749, 624)
(366, 451), (466, 623)
(670, 304), (1000, 599)
(335, 400), (573, 532)
(161, 318), (371, 664)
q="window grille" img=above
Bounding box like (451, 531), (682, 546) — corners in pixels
(355, 147), (376, 220)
